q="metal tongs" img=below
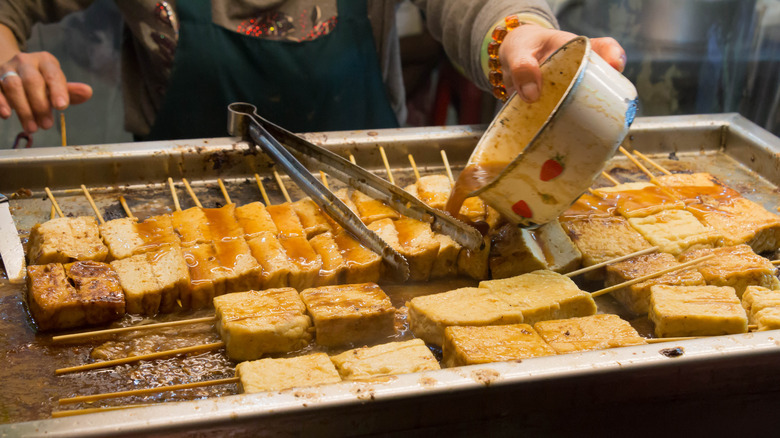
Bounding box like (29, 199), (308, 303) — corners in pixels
(227, 102), (483, 281)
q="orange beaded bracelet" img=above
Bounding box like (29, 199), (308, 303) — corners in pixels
(488, 15), (523, 101)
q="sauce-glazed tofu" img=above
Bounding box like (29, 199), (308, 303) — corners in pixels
(213, 237), (262, 293)
(649, 285), (748, 337)
(593, 182), (684, 218)
(740, 286), (780, 329)
(111, 254), (163, 315)
(28, 217), (109, 264)
(442, 323), (556, 368)
(479, 270), (597, 326)
(63, 261), (126, 325)
(300, 283), (395, 347)
(351, 190), (400, 224)
(181, 243), (228, 310)
(457, 236), (491, 281)
(628, 209), (721, 255)
(559, 193), (616, 221)
(171, 207), (211, 246)
(333, 231), (382, 284)
(654, 172), (740, 205)
(267, 203), (307, 238)
(330, 339), (440, 380)
(202, 204), (244, 242)
(678, 244), (779, 297)
(686, 197), (780, 253)
(292, 198), (333, 238)
(101, 215), (180, 260)
(605, 252), (706, 315)
(246, 232), (293, 289)
(236, 353), (340, 393)
(394, 217), (441, 282)
(279, 236), (322, 290)
(408, 287), (524, 346)
(415, 174), (451, 210)
(308, 232), (345, 286)
(215, 288), (312, 361)
(235, 202), (279, 239)
(534, 314), (646, 354)
(490, 221), (582, 279)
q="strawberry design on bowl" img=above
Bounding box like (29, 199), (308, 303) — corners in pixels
(540, 155), (564, 181)
(512, 200), (532, 218)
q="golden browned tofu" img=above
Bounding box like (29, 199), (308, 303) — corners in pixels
(246, 232), (293, 289)
(101, 216), (180, 260)
(28, 217), (108, 264)
(753, 307), (780, 331)
(267, 203), (307, 238)
(457, 236), (491, 281)
(479, 270), (597, 325)
(687, 197), (780, 253)
(679, 244), (779, 297)
(442, 323), (556, 368)
(292, 198), (333, 238)
(27, 263), (84, 331)
(534, 314), (646, 354)
(594, 182), (684, 218)
(654, 172), (739, 205)
(171, 207), (211, 246)
(416, 174), (451, 210)
(605, 252), (706, 315)
(535, 220), (582, 273)
(741, 286), (780, 328)
(559, 193), (616, 221)
(236, 353), (341, 393)
(394, 217), (440, 282)
(490, 221), (582, 279)
(202, 204), (244, 242)
(134, 214), (180, 252)
(330, 339), (440, 380)
(111, 254), (162, 315)
(408, 287), (525, 346)
(235, 201), (279, 239)
(213, 237), (262, 293)
(562, 216), (652, 280)
(300, 283), (395, 347)
(649, 285), (748, 337)
(333, 231), (382, 284)
(333, 188), (359, 214)
(146, 245), (189, 313)
(63, 261), (125, 325)
(628, 209), (721, 255)
(351, 190), (400, 224)
(181, 243), (228, 310)
(279, 235), (322, 290)
(215, 288), (313, 361)
(430, 233), (461, 279)
(308, 232), (345, 286)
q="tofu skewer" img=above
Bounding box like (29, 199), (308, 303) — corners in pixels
(80, 185), (105, 225)
(45, 187), (65, 218)
(591, 253), (716, 297)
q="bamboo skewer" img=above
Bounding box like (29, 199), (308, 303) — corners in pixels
(320, 171), (330, 190)
(348, 153), (357, 165)
(45, 187), (65, 218)
(591, 254), (716, 298)
(182, 178), (203, 208)
(59, 376), (240, 405)
(254, 173), (271, 206)
(119, 196), (136, 220)
(218, 179), (232, 204)
(408, 154), (421, 182)
(80, 185), (105, 225)
(634, 150), (672, 175)
(378, 146), (395, 185)
(167, 178), (181, 212)
(52, 404), (155, 418)
(273, 169), (292, 203)
(646, 337), (698, 344)
(51, 316), (217, 343)
(50, 205), (56, 220)
(601, 171), (620, 186)
(440, 150), (455, 184)
(60, 113), (67, 147)
(618, 146), (655, 179)
(54, 342), (225, 375)
(565, 246), (660, 278)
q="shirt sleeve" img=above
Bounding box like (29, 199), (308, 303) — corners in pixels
(0, 0), (95, 51)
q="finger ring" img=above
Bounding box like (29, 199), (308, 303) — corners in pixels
(0, 71), (19, 82)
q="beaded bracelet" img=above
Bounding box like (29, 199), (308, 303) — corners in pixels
(488, 15), (523, 101)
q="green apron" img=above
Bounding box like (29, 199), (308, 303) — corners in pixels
(145, 0), (398, 141)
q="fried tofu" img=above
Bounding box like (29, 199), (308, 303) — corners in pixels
(214, 288), (313, 361)
(479, 270), (597, 326)
(687, 197), (780, 253)
(594, 182), (684, 218)
(333, 188), (359, 214)
(111, 254), (163, 315)
(235, 202), (279, 239)
(535, 220), (582, 273)
(145, 245), (189, 313)
(28, 216), (109, 264)
(753, 307), (780, 331)
(678, 244), (779, 297)
(559, 193), (616, 221)
(171, 207), (211, 246)
(442, 323), (556, 368)
(300, 283), (395, 347)
(292, 198), (333, 238)
(648, 285), (748, 337)
(101, 216), (180, 260)
(202, 204), (244, 242)
(489, 224), (546, 279)
(394, 217), (441, 282)
(534, 314), (646, 354)
(654, 172), (739, 205)
(63, 261), (125, 325)
(457, 236), (491, 281)
(741, 286), (780, 328)
(213, 237), (262, 292)
(628, 209), (721, 255)
(407, 287), (525, 346)
(430, 233), (461, 279)
(267, 204), (307, 238)
(246, 232), (293, 289)
(415, 174), (451, 210)
(333, 231), (382, 284)
(330, 339), (440, 380)
(605, 252), (706, 315)
(351, 190), (400, 224)
(308, 232), (346, 286)
(181, 243), (227, 310)
(236, 353), (340, 393)
(279, 235), (322, 290)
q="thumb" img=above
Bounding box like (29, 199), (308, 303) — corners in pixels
(66, 82), (93, 105)
(506, 54), (542, 103)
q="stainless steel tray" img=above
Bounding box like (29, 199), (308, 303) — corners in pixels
(3, 114), (780, 436)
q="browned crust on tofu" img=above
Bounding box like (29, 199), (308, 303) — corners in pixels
(679, 244), (778, 297)
(333, 231), (381, 284)
(292, 198), (333, 238)
(28, 217), (108, 265)
(246, 232), (293, 289)
(26, 263), (85, 331)
(235, 202), (279, 238)
(534, 314), (646, 354)
(442, 323), (556, 368)
(279, 236), (322, 291)
(202, 204), (244, 242)
(64, 261), (126, 325)
(309, 232), (346, 286)
(267, 204), (307, 238)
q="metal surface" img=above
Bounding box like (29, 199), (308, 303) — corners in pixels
(3, 113), (780, 435)
(0, 194), (25, 284)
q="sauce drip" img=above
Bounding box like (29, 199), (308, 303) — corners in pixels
(446, 162), (509, 218)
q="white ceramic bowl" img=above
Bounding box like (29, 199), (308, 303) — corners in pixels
(451, 36), (638, 227)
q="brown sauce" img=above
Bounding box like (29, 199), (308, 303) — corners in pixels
(446, 162), (509, 218)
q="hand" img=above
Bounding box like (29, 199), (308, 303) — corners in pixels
(0, 51), (93, 133)
(498, 24), (626, 103)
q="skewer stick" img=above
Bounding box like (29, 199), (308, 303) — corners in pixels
(378, 146), (395, 185)
(218, 179), (232, 204)
(50, 205), (56, 220)
(634, 150), (672, 175)
(119, 196), (136, 220)
(565, 246), (659, 278)
(45, 187), (65, 218)
(167, 178), (181, 212)
(52, 404), (154, 418)
(273, 168), (292, 203)
(60, 113), (67, 147)
(54, 342), (225, 375)
(601, 171), (620, 186)
(254, 173), (271, 205)
(749, 324), (758, 331)
(59, 376), (240, 405)
(440, 150), (455, 184)
(51, 316), (217, 343)
(618, 146), (655, 180)
(348, 153), (357, 165)
(591, 253), (716, 298)
(646, 337), (698, 344)
(182, 178), (202, 208)
(408, 154), (421, 182)
(771, 260), (780, 265)
(320, 171), (330, 190)
(80, 185), (105, 224)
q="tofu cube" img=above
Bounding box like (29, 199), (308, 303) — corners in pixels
(308, 232), (346, 286)
(213, 237), (262, 293)
(333, 188), (359, 215)
(330, 339), (440, 380)
(292, 198), (333, 238)
(534, 314), (646, 354)
(654, 172), (739, 205)
(171, 207), (211, 246)
(430, 233), (461, 279)
(753, 307), (780, 331)
(408, 287), (525, 346)
(27, 264), (84, 331)
(99, 217), (145, 260)
(479, 270), (597, 326)
(28, 216), (108, 264)
(741, 286), (780, 329)
(215, 288), (313, 361)
(605, 252), (706, 315)
(202, 204), (244, 241)
(267, 204), (307, 238)
(457, 236), (491, 281)
(394, 217), (441, 282)
(279, 236), (322, 291)
(246, 232), (293, 289)
(236, 353), (340, 393)
(649, 285), (748, 337)
(235, 202), (279, 239)
(146, 245), (190, 313)
(300, 283), (395, 347)
(679, 244), (779, 297)
(63, 261), (126, 325)
(594, 182), (684, 218)
(415, 174), (451, 210)
(351, 190), (399, 224)
(181, 243), (227, 310)
(111, 254), (162, 315)
(489, 223), (546, 279)
(628, 209), (721, 255)
(559, 193), (616, 220)
(687, 197), (780, 253)
(333, 231), (382, 284)
(442, 323), (556, 368)
(134, 214), (180, 253)
(534, 219), (582, 273)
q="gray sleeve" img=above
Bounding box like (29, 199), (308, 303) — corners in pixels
(0, 0), (95, 51)
(411, 0), (558, 91)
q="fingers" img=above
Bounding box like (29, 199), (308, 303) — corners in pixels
(39, 55), (69, 110)
(591, 37), (626, 72)
(18, 61), (53, 130)
(0, 66), (37, 132)
(67, 83), (93, 105)
(504, 54), (542, 103)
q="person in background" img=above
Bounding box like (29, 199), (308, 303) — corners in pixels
(0, 1), (625, 141)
